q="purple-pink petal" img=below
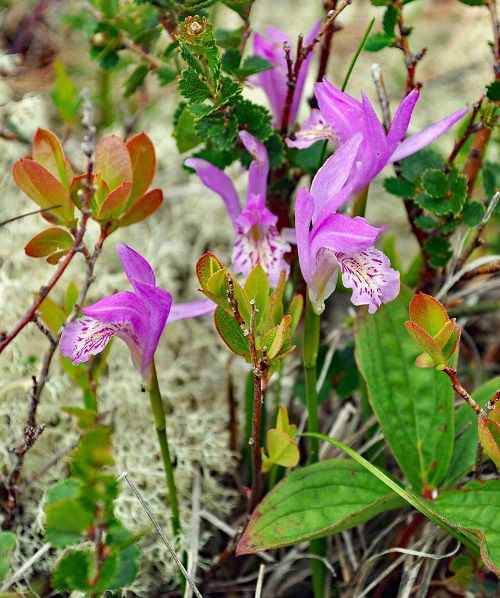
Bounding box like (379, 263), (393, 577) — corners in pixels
(169, 299), (216, 322)
(116, 244), (156, 289)
(310, 213), (383, 256)
(286, 109), (336, 149)
(294, 187), (314, 289)
(239, 131), (269, 201)
(386, 89), (420, 153)
(315, 78), (363, 143)
(185, 157), (241, 229)
(389, 105), (468, 163)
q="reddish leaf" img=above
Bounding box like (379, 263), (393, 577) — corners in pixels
(45, 249), (68, 265)
(409, 292), (449, 336)
(70, 173), (109, 214)
(404, 321), (444, 365)
(433, 319), (456, 348)
(441, 326), (461, 362)
(13, 159), (73, 225)
(25, 227), (73, 257)
(33, 128), (73, 189)
(126, 132), (156, 201)
(94, 135), (132, 191)
(118, 188), (163, 227)
(96, 181), (132, 220)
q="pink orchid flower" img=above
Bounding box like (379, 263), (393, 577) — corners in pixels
(295, 135), (400, 314)
(185, 131), (291, 287)
(252, 21), (321, 128)
(288, 78), (468, 198)
(60, 244), (213, 378)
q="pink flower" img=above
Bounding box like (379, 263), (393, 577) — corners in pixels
(60, 245), (213, 378)
(252, 21), (321, 128)
(185, 132), (291, 287)
(288, 78), (468, 198)
(294, 135), (400, 314)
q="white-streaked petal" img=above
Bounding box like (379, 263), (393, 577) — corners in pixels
(336, 247), (400, 313)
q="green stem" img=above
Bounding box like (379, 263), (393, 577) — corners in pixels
(303, 294), (325, 597)
(147, 361), (181, 538)
(341, 17), (376, 92)
(303, 295), (321, 464)
(351, 186), (369, 218)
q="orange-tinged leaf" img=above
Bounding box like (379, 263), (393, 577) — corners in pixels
(404, 321), (444, 365)
(33, 128), (73, 188)
(196, 252), (223, 289)
(118, 188), (163, 227)
(25, 227), (73, 258)
(441, 326), (461, 362)
(94, 135), (132, 191)
(97, 181), (132, 220)
(409, 292), (449, 336)
(45, 249), (68, 265)
(433, 319), (456, 349)
(415, 352), (438, 368)
(478, 418), (500, 470)
(126, 132), (156, 202)
(12, 159), (72, 224)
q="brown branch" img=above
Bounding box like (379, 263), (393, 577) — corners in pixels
(0, 205), (62, 228)
(393, 0), (427, 95)
(121, 37), (161, 71)
(280, 0), (352, 134)
(463, 121), (495, 196)
(460, 262), (500, 281)
(446, 96), (485, 167)
(442, 367), (481, 415)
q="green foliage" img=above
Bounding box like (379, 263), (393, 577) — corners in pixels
(237, 459), (405, 554)
(44, 426), (139, 592)
(178, 68), (211, 102)
(457, 0), (487, 5)
(383, 176), (415, 198)
(424, 236), (452, 268)
(462, 201), (486, 227)
(0, 532), (16, 582)
(399, 148), (443, 183)
(124, 64), (149, 96)
(383, 4), (399, 36)
(365, 32), (395, 52)
(51, 61), (82, 125)
(486, 80), (500, 101)
(355, 287), (455, 493)
(482, 161), (500, 200)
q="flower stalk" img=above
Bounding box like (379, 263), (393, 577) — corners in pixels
(147, 360), (181, 538)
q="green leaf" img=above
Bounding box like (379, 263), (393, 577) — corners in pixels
(52, 549), (93, 591)
(383, 5), (399, 36)
(415, 214), (438, 230)
(413, 192), (449, 216)
(448, 170), (467, 215)
(51, 61), (82, 124)
(45, 497), (92, 548)
(424, 236), (452, 268)
(234, 55), (273, 77)
(174, 107), (201, 152)
(71, 425), (113, 479)
(384, 176), (415, 198)
(157, 63), (177, 86)
(221, 47), (241, 73)
(482, 161), (500, 200)
(400, 148), (443, 183)
(432, 481), (500, 574)
(233, 99), (272, 140)
(365, 32), (395, 52)
(106, 527), (140, 589)
(457, 0), (487, 5)
(178, 69), (210, 103)
(214, 306), (250, 356)
(236, 459), (406, 554)
(369, 0), (390, 4)
(124, 64), (149, 97)
(355, 286), (454, 493)
(244, 264), (269, 329)
(37, 295), (67, 334)
(462, 201), (486, 227)
(196, 112), (238, 150)
(422, 169), (448, 198)
(0, 532), (16, 582)
(196, 252), (223, 289)
(262, 429), (299, 472)
(486, 80), (500, 101)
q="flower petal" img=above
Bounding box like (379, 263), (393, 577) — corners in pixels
(239, 131), (269, 201)
(60, 316), (139, 366)
(315, 78), (363, 143)
(310, 133), (362, 220)
(169, 299), (215, 322)
(185, 157), (241, 229)
(294, 187), (314, 289)
(389, 105), (468, 162)
(386, 89), (419, 153)
(131, 281), (172, 373)
(116, 244), (156, 288)
(286, 109), (336, 149)
(310, 213), (383, 256)
(336, 247), (400, 313)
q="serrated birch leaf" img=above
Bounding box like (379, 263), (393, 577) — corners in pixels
(356, 286), (454, 493)
(237, 459), (406, 554)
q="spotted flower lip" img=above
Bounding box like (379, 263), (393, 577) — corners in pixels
(252, 21), (321, 128)
(60, 244), (214, 378)
(185, 131), (291, 287)
(294, 137), (400, 315)
(287, 78), (468, 196)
